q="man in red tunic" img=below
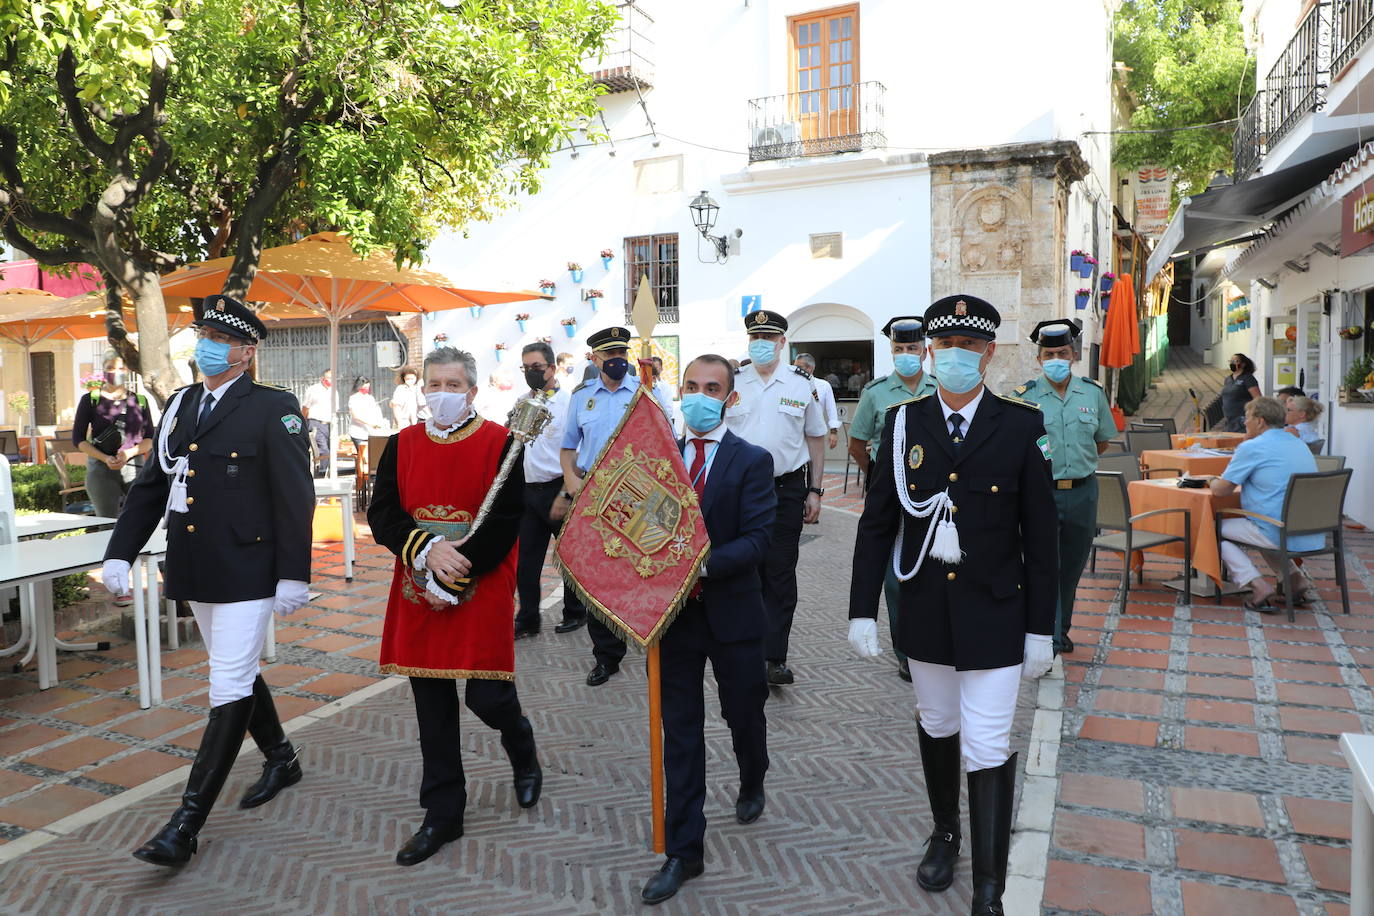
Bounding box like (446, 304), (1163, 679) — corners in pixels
(367, 346), (541, 867)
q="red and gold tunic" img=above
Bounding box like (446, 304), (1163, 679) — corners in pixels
(370, 417), (522, 680)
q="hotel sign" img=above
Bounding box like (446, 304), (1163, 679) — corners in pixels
(1341, 180), (1374, 256)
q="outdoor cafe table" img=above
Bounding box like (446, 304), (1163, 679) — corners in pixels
(314, 478), (355, 582)
(1140, 448), (1233, 477)
(1170, 431), (1247, 449)
(1127, 478), (1241, 593)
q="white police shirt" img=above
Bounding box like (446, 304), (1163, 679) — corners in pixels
(518, 384), (572, 484)
(726, 363), (827, 476)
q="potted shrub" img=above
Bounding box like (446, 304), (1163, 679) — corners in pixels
(583, 288), (604, 311)
(1079, 255), (1097, 279)
(1074, 288), (1091, 310)
(494, 342), (508, 362)
(515, 312), (530, 333)
(539, 279), (556, 295)
(561, 317), (578, 338)
(1340, 353), (1374, 403)
(568, 261), (584, 283)
(1100, 272), (1116, 295)
(1070, 249), (1087, 273)
(600, 248), (615, 270)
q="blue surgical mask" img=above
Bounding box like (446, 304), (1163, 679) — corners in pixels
(601, 357), (630, 381)
(748, 339), (779, 366)
(681, 392), (726, 433)
(932, 346), (985, 394)
(1043, 358), (1072, 384)
(893, 353), (923, 378)
(195, 337), (238, 376)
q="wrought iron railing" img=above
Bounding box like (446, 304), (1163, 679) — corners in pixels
(1234, 89), (1267, 181)
(1333, 0), (1374, 76)
(584, 1), (654, 92)
(746, 81), (886, 163)
(1263, 2), (1332, 150)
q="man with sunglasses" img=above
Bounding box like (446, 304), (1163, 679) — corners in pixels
(102, 294), (315, 868)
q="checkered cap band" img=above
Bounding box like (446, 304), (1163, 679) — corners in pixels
(925, 313), (997, 335)
(201, 309), (261, 341)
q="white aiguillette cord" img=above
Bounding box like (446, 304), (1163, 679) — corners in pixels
(156, 387), (193, 523)
(890, 404), (963, 581)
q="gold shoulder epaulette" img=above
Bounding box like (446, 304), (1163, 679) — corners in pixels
(252, 380), (290, 391)
(1013, 384), (1028, 396)
(997, 393), (1042, 410)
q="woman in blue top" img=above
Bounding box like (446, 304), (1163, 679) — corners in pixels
(1209, 397), (1319, 610)
(1283, 396), (1323, 447)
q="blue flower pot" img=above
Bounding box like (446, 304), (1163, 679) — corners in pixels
(1100, 277), (1114, 295)
(570, 269), (584, 283)
(1075, 293), (1089, 311)
(1078, 262), (1094, 279)
(588, 297), (600, 312)
(471, 306), (483, 319)
(1070, 254), (1085, 273)
(564, 324), (577, 338)
(517, 320), (527, 333)
(494, 349), (503, 362)
(540, 285), (555, 296)
(601, 257), (613, 270)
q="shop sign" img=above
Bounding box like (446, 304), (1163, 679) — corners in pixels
(1341, 179), (1374, 256)
(1133, 166), (1171, 238)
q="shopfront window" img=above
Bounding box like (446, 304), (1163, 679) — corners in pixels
(789, 340), (874, 401)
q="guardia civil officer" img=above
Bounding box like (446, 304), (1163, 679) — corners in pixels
(1013, 320), (1116, 654)
(846, 316), (939, 682)
(560, 326), (674, 686)
(102, 295), (315, 867)
(726, 309), (827, 686)
(848, 295), (1057, 915)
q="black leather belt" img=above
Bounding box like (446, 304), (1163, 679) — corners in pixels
(529, 478), (564, 489)
(775, 467), (806, 485)
(1055, 476), (1093, 490)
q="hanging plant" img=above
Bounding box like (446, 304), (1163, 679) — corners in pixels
(1079, 255), (1097, 279)
(600, 248), (615, 270)
(432, 333), (449, 348)
(539, 279), (556, 294)
(561, 317), (579, 338)
(1338, 325), (1363, 340)
(1070, 249), (1087, 273)
(568, 262), (584, 283)
(494, 342), (508, 361)
(469, 305), (484, 319)
(1100, 272), (1116, 294)
(515, 312), (530, 332)
(1074, 289), (1091, 310)
(583, 288), (604, 312)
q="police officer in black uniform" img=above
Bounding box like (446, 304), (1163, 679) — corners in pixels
(102, 295), (315, 867)
(847, 295), (1058, 916)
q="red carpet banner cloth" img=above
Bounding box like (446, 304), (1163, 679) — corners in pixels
(556, 388), (709, 647)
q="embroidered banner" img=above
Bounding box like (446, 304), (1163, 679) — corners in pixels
(556, 387), (709, 647)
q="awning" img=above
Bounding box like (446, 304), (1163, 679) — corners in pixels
(1144, 145), (1358, 282)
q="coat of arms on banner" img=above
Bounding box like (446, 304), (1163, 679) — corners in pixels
(583, 445), (695, 579)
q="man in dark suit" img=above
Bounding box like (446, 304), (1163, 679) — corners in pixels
(640, 354), (776, 906)
(102, 295), (315, 867)
(848, 295), (1058, 916)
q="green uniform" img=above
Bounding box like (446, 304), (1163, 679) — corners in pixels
(849, 371), (937, 666)
(1014, 374), (1116, 649)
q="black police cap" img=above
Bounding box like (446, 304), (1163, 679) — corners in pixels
(193, 295), (267, 342)
(743, 309), (788, 334)
(922, 295), (1000, 341)
(1029, 319), (1080, 349)
(881, 316), (924, 342)
(586, 326), (633, 352)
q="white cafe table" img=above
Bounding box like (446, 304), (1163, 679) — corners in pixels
(314, 478), (356, 582)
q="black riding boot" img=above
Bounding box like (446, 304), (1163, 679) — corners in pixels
(966, 753), (1017, 916)
(916, 724), (962, 892)
(239, 675), (303, 809)
(500, 716), (543, 809)
(133, 694), (255, 867)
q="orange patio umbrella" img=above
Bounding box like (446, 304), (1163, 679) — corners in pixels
(159, 231), (547, 478)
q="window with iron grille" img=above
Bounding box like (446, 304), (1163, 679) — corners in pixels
(624, 234), (679, 323)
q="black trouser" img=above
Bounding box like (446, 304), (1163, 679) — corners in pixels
(516, 479), (586, 630)
(764, 468), (807, 663)
(587, 615), (627, 669)
(307, 419), (330, 475)
(409, 676), (524, 830)
(661, 598), (769, 862)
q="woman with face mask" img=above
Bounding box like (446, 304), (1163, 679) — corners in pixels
(72, 356), (155, 549)
(348, 374), (389, 457)
(1221, 353), (1262, 432)
(390, 366), (426, 428)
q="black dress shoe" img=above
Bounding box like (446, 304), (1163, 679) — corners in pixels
(640, 856), (705, 905)
(555, 617), (587, 634)
(586, 663), (618, 687)
(765, 661), (794, 686)
(132, 821), (197, 867)
(735, 787), (765, 824)
(513, 623), (541, 640)
(898, 658), (912, 682)
(395, 824), (463, 867)
(239, 746), (302, 809)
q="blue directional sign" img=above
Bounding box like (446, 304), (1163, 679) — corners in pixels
(741, 294), (762, 317)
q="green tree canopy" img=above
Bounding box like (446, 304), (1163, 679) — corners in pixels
(1113, 0), (1255, 201)
(1, 0), (615, 400)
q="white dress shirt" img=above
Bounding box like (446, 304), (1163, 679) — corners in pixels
(812, 375), (841, 430)
(199, 373), (247, 420)
(938, 386), (986, 438)
(520, 384), (572, 483)
(682, 420), (728, 489)
(301, 381), (333, 420)
(726, 363), (827, 475)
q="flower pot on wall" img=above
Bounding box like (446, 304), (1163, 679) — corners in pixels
(516, 319), (527, 333)
(588, 297), (600, 312)
(1078, 261), (1095, 279)
(1070, 253), (1085, 273)
(564, 324), (577, 338)
(1100, 276), (1115, 295)
(1074, 292), (1089, 310)
(570, 269), (584, 283)
(601, 256), (613, 270)
(470, 306), (483, 319)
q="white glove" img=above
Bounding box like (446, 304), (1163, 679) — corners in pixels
(1022, 634), (1055, 679)
(102, 559), (131, 597)
(274, 579), (311, 616)
(848, 618), (882, 658)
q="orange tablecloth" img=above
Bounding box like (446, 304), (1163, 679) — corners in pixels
(1127, 479), (1241, 584)
(1170, 432), (1247, 449)
(1140, 449), (1232, 477)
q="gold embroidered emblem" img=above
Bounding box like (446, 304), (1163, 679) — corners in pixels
(908, 445), (924, 470)
(955, 300), (968, 316)
(753, 311), (767, 325)
(402, 506), (474, 603)
(611, 327), (623, 339)
(580, 445), (697, 579)
(586, 397), (596, 410)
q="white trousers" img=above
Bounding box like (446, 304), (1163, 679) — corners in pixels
(1219, 517), (1296, 587)
(189, 598), (274, 707)
(910, 660), (1022, 771)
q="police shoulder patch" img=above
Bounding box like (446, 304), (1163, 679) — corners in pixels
(1036, 434), (1052, 460)
(282, 414), (303, 434)
(996, 393), (1042, 411)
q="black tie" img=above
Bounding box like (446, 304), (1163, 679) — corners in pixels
(196, 393), (215, 430)
(949, 412), (965, 451)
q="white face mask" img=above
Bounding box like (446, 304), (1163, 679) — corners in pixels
(426, 390), (470, 428)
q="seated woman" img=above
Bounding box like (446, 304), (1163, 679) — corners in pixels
(1283, 396), (1323, 447)
(1209, 397), (1319, 610)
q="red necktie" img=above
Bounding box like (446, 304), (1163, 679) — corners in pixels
(688, 438), (709, 597)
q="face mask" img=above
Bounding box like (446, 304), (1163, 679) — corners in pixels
(195, 338), (242, 377)
(523, 366), (548, 391)
(681, 392), (726, 433)
(426, 390), (469, 428)
(748, 339), (779, 366)
(893, 353), (923, 378)
(322, 378), (332, 388)
(932, 346), (985, 394)
(104, 370), (127, 387)
(601, 357), (630, 381)
(403, 377), (416, 387)
(1042, 358), (1072, 384)
(563, 366), (574, 375)
(359, 386), (371, 395)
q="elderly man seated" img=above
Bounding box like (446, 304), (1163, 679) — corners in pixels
(1209, 397), (1319, 611)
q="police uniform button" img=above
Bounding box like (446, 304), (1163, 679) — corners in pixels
(947, 571), (956, 581)
(186, 497), (194, 505)
(255, 536), (262, 542)
(231, 452), (238, 458)
(189, 443), (198, 452)
(991, 485), (999, 493)
(948, 472), (958, 482)
(187, 470), (196, 477)
(186, 524), (196, 533)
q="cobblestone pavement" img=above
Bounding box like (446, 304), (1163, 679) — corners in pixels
(0, 504), (1040, 915)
